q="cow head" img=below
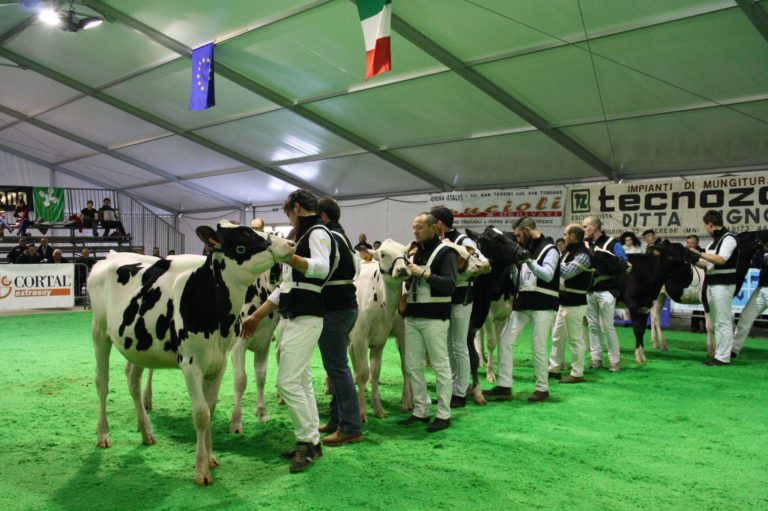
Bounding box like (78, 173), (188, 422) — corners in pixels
(465, 226), (529, 266)
(372, 239), (411, 279)
(442, 239), (490, 279)
(591, 246), (629, 276)
(196, 221), (293, 275)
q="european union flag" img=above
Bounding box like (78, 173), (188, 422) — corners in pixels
(190, 43), (215, 110)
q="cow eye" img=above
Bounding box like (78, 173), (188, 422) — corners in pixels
(236, 246), (246, 254)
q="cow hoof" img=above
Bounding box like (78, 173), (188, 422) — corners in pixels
(360, 414), (368, 424)
(473, 387), (487, 406)
(373, 410), (387, 419)
(257, 414), (269, 425)
(486, 373), (496, 383)
(209, 456), (219, 469)
(277, 397), (286, 406)
(142, 433), (156, 445)
(96, 436), (112, 448)
(195, 473), (213, 486)
(229, 423), (243, 435)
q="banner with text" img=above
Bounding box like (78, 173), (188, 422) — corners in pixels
(0, 186), (33, 212)
(0, 264), (74, 310)
(428, 187), (565, 229)
(566, 175), (768, 237)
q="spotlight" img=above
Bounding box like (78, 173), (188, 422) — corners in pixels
(38, 6), (104, 32)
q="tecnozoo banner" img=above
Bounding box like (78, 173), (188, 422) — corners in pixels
(0, 264), (74, 310)
(428, 187), (565, 229)
(565, 174), (768, 237)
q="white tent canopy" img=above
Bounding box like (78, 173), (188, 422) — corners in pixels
(1, 0), (767, 215)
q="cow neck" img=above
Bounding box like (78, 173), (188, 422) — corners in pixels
(295, 214), (322, 240)
(414, 236), (441, 264)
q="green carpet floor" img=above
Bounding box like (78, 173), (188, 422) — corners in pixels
(1, 311), (766, 510)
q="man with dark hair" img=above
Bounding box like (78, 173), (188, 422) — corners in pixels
(583, 215), (627, 372)
(15, 242), (41, 264)
(549, 224), (592, 383)
(686, 234), (703, 252)
(79, 200), (99, 236)
(485, 217), (560, 402)
(642, 229), (662, 251)
(98, 197), (127, 237)
(398, 212), (458, 432)
(430, 205), (483, 408)
(688, 210), (738, 365)
(240, 188), (337, 472)
(555, 238), (566, 256)
(7, 236), (29, 263)
(315, 197), (363, 447)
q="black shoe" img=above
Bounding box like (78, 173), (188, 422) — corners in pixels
(449, 395), (466, 408)
(705, 358), (729, 366)
(482, 386), (512, 401)
(731, 351), (738, 359)
(280, 442), (323, 460)
(426, 418), (451, 433)
(548, 371), (561, 380)
(528, 390), (550, 402)
(397, 414), (430, 426)
(288, 442), (322, 473)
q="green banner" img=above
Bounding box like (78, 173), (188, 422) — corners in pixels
(32, 187), (65, 222)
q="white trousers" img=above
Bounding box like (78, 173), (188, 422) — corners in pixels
(587, 291), (621, 365)
(707, 283), (736, 363)
(448, 303), (472, 397)
(549, 304), (588, 377)
(497, 309), (555, 391)
(733, 286), (768, 354)
(405, 317), (452, 420)
(276, 315), (323, 445)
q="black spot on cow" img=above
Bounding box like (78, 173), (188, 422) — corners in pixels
(116, 263), (142, 285)
(373, 292), (378, 302)
(119, 296), (140, 336)
(234, 321), (241, 337)
(248, 305), (257, 315)
(245, 284), (258, 304)
(177, 353), (182, 364)
(374, 269), (378, 279)
(142, 259), (171, 288)
(179, 264), (220, 339)
(217, 225), (270, 265)
(124, 337), (133, 350)
(135, 318), (153, 351)
(156, 299), (174, 340)
(258, 286), (269, 304)
(164, 321), (180, 353)
(139, 287), (162, 316)
(268, 312), (274, 319)
(189, 357), (193, 365)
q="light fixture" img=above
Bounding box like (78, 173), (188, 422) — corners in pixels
(37, 2), (103, 32)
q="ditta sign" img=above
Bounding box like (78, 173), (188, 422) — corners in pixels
(428, 187), (565, 229)
(0, 264), (74, 310)
(566, 174), (768, 237)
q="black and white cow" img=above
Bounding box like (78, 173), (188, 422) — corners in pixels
(88, 221), (293, 486)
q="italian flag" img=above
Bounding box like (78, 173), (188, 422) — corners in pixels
(357, 0), (392, 80)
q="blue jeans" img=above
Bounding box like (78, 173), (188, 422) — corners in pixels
(318, 308), (361, 434)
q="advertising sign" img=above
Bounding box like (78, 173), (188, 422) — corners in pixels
(566, 174), (768, 237)
(0, 264), (75, 310)
(428, 187), (565, 229)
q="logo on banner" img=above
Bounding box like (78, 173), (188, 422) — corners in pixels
(0, 275), (12, 300)
(571, 189), (590, 214)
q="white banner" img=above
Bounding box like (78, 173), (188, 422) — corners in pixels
(428, 187), (565, 229)
(566, 174), (768, 238)
(0, 264), (75, 310)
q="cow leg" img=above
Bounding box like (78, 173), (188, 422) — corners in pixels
(473, 329), (487, 368)
(465, 326), (486, 405)
(180, 364), (213, 486)
(485, 315), (501, 383)
(229, 337), (247, 434)
(393, 330), (413, 412)
(705, 311), (715, 357)
(631, 309), (649, 364)
(203, 370), (225, 470)
(125, 362), (156, 445)
(93, 327), (112, 448)
(253, 341), (270, 424)
(369, 345), (387, 418)
(349, 342), (370, 423)
(142, 369), (153, 411)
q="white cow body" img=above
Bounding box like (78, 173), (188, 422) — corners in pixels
(349, 239), (411, 421)
(89, 223), (292, 486)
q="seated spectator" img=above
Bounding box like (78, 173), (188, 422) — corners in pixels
(354, 233), (372, 251)
(13, 198), (31, 237)
(167, 249), (176, 256)
(642, 229), (663, 252)
(6, 236), (29, 263)
(686, 234), (704, 252)
(373, 240), (382, 250)
(620, 231), (644, 254)
(97, 197), (127, 237)
(37, 236), (54, 262)
(49, 248), (67, 264)
(79, 200), (100, 236)
(15, 243), (41, 264)
(555, 237), (566, 256)
(152, 246), (161, 258)
(75, 248), (97, 296)
(0, 211), (13, 238)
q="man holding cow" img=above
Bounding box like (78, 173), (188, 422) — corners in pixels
(241, 189), (338, 472)
(484, 217), (560, 402)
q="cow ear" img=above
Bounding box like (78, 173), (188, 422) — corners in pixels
(195, 226), (220, 249)
(465, 228), (479, 240)
(371, 249), (381, 261)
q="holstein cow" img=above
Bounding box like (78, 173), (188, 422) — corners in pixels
(591, 241), (690, 363)
(229, 271), (279, 433)
(89, 221), (293, 486)
(348, 239), (411, 421)
(465, 226), (528, 404)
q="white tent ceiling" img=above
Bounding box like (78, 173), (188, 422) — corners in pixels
(1, 0), (767, 214)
